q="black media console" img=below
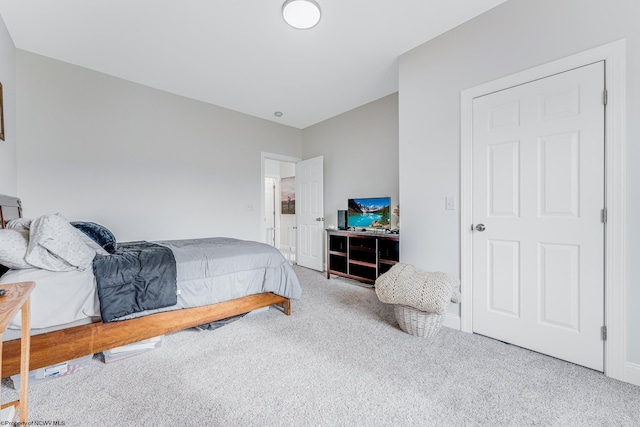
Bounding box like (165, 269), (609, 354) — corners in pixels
(326, 229), (399, 285)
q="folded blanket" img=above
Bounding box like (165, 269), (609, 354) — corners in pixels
(375, 263), (460, 314)
(93, 241), (177, 322)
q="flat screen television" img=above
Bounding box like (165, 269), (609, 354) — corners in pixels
(347, 197), (391, 230)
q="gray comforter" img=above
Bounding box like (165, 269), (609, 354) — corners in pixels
(112, 237), (302, 321)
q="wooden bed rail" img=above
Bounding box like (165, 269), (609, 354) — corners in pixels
(2, 292), (290, 378)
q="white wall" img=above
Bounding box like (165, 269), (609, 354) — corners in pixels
(0, 16), (16, 195)
(399, 0), (640, 371)
(302, 93), (399, 229)
(16, 51), (302, 242)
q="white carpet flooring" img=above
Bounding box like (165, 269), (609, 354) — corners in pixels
(2, 265), (639, 426)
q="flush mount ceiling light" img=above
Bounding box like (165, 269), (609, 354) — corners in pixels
(282, 0), (321, 29)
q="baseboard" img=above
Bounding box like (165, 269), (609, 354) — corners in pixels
(442, 313), (461, 330)
(624, 362), (640, 387)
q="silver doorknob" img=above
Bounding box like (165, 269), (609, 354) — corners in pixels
(475, 224), (486, 232)
(316, 217), (324, 221)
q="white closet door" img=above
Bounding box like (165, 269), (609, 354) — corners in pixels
(472, 62), (605, 371)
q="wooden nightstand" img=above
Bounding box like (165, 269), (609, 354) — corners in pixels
(0, 281), (35, 423)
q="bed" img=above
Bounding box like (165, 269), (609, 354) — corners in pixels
(0, 195), (302, 377)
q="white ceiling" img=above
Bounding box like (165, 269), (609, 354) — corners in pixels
(0, 0), (506, 129)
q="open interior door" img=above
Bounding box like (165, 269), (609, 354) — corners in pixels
(296, 156), (324, 271)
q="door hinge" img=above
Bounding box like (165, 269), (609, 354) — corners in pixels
(603, 89), (608, 106)
(601, 325), (607, 341)
(601, 208), (607, 224)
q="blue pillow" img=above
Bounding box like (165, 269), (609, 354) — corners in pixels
(71, 221), (118, 254)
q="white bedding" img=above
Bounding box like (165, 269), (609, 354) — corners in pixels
(0, 267), (99, 330)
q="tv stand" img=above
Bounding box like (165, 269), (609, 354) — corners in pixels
(326, 229), (399, 285)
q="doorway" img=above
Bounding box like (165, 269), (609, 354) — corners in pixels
(263, 157), (298, 264)
(264, 176), (279, 247)
(471, 62), (605, 370)
(459, 40), (627, 380)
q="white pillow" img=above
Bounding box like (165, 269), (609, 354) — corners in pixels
(26, 214), (96, 272)
(0, 229), (32, 269)
(6, 218), (32, 231)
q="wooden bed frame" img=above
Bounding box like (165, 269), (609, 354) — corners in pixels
(0, 196), (292, 378)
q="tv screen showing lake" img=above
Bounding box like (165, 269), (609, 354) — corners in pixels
(349, 213), (385, 227)
(347, 197), (391, 228)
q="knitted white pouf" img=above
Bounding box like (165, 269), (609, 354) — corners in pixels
(394, 304), (443, 337)
(376, 264), (460, 314)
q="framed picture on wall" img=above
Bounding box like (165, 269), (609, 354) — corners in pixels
(281, 176), (295, 214)
(0, 82), (4, 141)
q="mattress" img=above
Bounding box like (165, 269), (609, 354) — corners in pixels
(0, 237), (302, 336)
(0, 267), (99, 331)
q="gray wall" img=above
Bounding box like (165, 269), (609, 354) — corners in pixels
(15, 51), (302, 242)
(0, 15), (16, 195)
(399, 0), (640, 368)
(302, 93), (399, 230)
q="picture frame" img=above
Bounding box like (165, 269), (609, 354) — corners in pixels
(280, 176), (295, 214)
(0, 82), (4, 141)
